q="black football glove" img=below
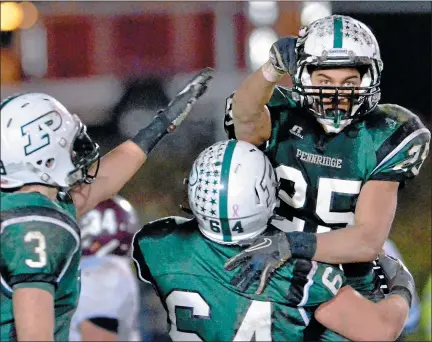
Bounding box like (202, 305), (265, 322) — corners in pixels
(131, 67), (213, 155)
(224, 231), (292, 294)
(377, 253), (415, 307)
(268, 36), (298, 76)
(163, 67), (214, 132)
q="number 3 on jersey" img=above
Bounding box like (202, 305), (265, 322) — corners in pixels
(275, 165), (362, 232)
(24, 231), (47, 268)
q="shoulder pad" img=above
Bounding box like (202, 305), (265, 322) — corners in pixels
(267, 86), (298, 109)
(139, 216), (194, 239)
(365, 104), (430, 183)
(367, 104), (425, 131)
(1, 205), (80, 236)
(366, 104), (429, 157)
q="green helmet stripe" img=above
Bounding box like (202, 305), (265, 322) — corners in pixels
(333, 16), (343, 48)
(219, 140), (237, 242)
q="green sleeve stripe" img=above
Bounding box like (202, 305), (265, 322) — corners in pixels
(130, 234), (152, 285)
(130, 230), (162, 301)
(13, 282), (55, 296)
(1, 276), (13, 293)
(57, 247), (79, 283)
(10, 274), (57, 288)
(1, 275), (57, 294)
(371, 128), (430, 175)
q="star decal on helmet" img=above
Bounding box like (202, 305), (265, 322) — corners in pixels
(190, 140), (229, 218)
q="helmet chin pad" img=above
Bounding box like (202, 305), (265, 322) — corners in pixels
(317, 117), (353, 134)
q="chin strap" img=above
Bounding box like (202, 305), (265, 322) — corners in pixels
(179, 204), (193, 216)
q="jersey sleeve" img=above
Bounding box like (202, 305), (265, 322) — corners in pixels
(131, 216), (190, 284)
(1, 207), (80, 292)
(131, 234), (153, 285)
(368, 116), (430, 184)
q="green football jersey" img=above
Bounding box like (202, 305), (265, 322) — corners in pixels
(0, 191), (80, 341)
(132, 216), (346, 341)
(225, 87), (430, 297)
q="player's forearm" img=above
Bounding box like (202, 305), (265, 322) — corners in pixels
(313, 225), (379, 263)
(376, 294), (410, 340)
(315, 286), (408, 341)
(72, 70), (211, 217)
(72, 141), (147, 218)
(232, 62), (278, 123)
(287, 225), (378, 264)
(90, 140), (147, 195)
(13, 287), (55, 341)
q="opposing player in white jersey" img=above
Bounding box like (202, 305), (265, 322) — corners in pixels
(70, 195), (141, 341)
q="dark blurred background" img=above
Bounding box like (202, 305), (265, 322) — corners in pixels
(1, 1), (430, 340)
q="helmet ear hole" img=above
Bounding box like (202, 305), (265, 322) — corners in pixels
(45, 158), (55, 168)
(36, 158), (55, 168)
(357, 65), (369, 78)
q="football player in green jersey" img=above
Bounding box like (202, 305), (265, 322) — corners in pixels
(0, 69), (212, 341)
(223, 14), (430, 307)
(133, 140), (347, 341)
(132, 140), (416, 341)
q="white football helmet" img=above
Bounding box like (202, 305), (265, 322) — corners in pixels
(188, 140), (278, 245)
(293, 15), (383, 133)
(0, 93), (100, 189)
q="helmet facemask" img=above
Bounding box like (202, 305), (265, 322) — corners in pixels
(67, 116), (100, 188)
(294, 60), (382, 133)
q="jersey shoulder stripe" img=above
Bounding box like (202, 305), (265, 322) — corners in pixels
(1, 205), (80, 237)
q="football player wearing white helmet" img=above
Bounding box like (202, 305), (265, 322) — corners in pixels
(0, 68), (212, 341)
(223, 14), (430, 330)
(132, 140), (415, 341)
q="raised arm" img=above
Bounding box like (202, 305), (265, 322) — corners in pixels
(71, 68), (213, 218)
(231, 37), (297, 145)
